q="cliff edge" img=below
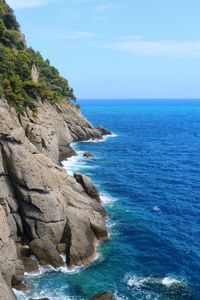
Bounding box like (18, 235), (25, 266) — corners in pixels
(0, 0), (110, 298)
(0, 98), (109, 298)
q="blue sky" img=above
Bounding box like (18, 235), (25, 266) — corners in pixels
(7, 0), (200, 99)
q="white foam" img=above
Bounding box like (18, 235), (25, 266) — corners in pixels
(127, 275), (146, 289)
(100, 192), (116, 206)
(13, 289), (27, 300)
(14, 287), (73, 300)
(62, 132), (117, 175)
(62, 149), (96, 176)
(126, 274), (181, 291)
(25, 251), (102, 279)
(81, 133), (118, 143)
(153, 205), (160, 212)
(161, 277), (179, 287)
(114, 293), (128, 300)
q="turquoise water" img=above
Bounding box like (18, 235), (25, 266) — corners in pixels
(16, 100), (200, 300)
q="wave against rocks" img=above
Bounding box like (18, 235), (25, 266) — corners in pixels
(126, 274), (193, 299)
(0, 98), (111, 298)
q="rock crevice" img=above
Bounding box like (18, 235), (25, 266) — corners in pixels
(0, 99), (110, 298)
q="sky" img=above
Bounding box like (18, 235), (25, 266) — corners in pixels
(6, 0), (200, 99)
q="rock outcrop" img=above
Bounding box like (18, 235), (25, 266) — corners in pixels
(0, 99), (110, 297)
(91, 292), (116, 300)
(83, 152), (94, 158)
(74, 173), (101, 203)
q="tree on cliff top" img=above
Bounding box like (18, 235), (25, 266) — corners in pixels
(0, 0), (76, 114)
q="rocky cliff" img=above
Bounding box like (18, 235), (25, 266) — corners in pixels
(0, 99), (110, 298)
(0, 1), (111, 297)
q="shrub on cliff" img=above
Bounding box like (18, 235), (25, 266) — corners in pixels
(0, 0), (76, 114)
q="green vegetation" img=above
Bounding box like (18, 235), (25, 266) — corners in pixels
(0, 0), (76, 113)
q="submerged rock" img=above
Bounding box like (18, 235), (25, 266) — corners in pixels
(30, 298), (49, 300)
(127, 276), (193, 299)
(91, 292), (116, 300)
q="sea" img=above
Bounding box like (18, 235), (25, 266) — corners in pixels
(15, 99), (200, 300)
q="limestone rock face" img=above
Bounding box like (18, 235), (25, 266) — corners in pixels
(0, 99), (110, 295)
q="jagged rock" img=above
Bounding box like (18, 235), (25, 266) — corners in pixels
(63, 206), (108, 268)
(96, 126), (112, 136)
(16, 244), (30, 258)
(63, 208), (97, 268)
(23, 257), (39, 273)
(0, 205), (24, 291)
(57, 243), (67, 253)
(0, 273), (16, 300)
(29, 238), (64, 268)
(31, 64), (39, 83)
(83, 152), (94, 158)
(0, 98), (109, 283)
(74, 173), (101, 202)
(12, 261), (24, 286)
(91, 292), (116, 300)
(0, 1), (111, 295)
(19, 101), (105, 164)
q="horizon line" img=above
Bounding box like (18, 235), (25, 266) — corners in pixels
(78, 98), (200, 100)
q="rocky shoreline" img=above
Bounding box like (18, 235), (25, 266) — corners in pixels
(0, 99), (112, 299)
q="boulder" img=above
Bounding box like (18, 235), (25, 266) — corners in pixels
(30, 298), (49, 300)
(63, 208), (96, 268)
(63, 207), (108, 268)
(11, 261), (24, 287)
(29, 238), (64, 268)
(83, 152), (94, 158)
(74, 173), (101, 202)
(96, 126), (112, 136)
(91, 292), (116, 300)
(23, 257), (39, 273)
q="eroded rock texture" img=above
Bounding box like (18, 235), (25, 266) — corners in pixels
(0, 99), (109, 297)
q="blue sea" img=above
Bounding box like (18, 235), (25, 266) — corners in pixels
(16, 99), (200, 300)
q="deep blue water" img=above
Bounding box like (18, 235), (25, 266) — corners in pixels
(17, 100), (200, 300)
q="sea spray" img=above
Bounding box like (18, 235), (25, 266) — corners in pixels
(81, 133), (118, 143)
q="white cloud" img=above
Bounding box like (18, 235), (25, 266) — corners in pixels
(62, 31), (98, 40)
(117, 35), (143, 41)
(7, 0), (51, 9)
(32, 29), (98, 41)
(108, 38), (200, 58)
(94, 3), (115, 13)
